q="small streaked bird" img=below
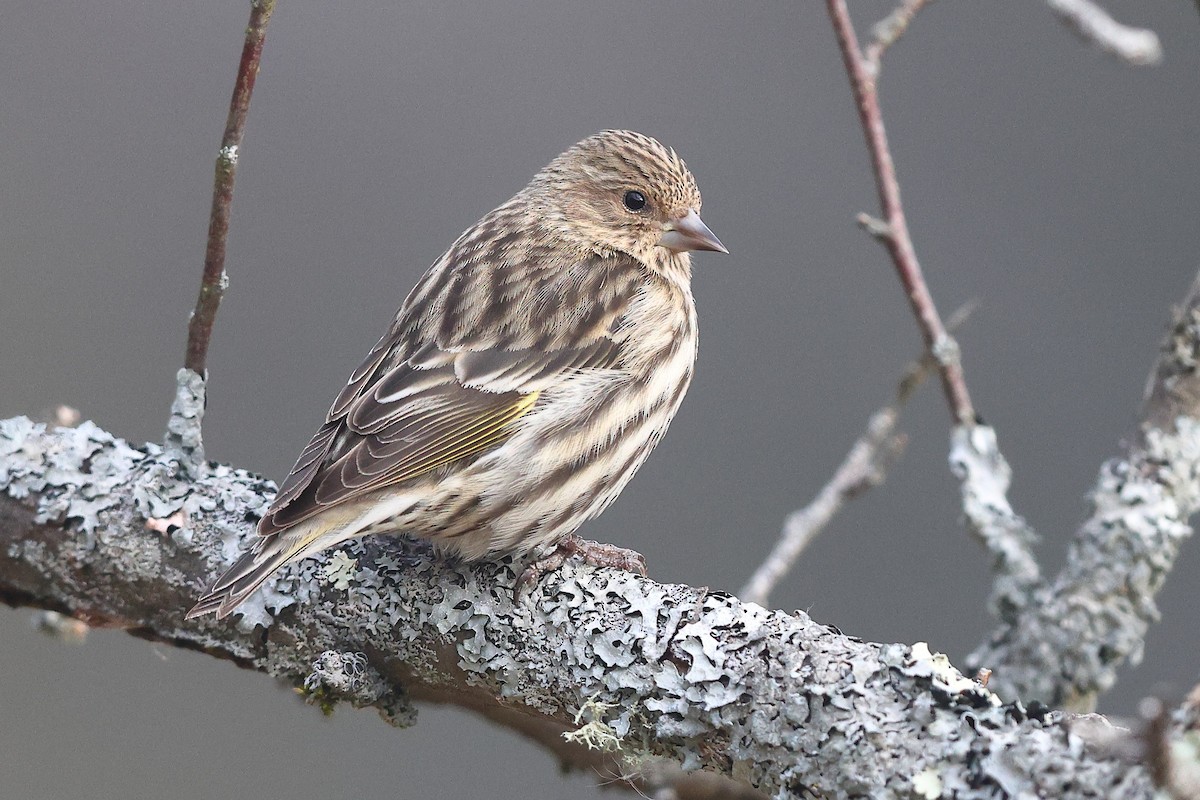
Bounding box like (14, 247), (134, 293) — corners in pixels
(187, 130), (726, 619)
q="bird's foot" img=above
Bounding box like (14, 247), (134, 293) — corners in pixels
(516, 534), (647, 595)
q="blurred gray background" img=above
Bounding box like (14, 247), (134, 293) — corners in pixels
(2, 1), (1198, 798)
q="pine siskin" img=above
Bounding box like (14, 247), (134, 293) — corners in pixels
(187, 130), (726, 619)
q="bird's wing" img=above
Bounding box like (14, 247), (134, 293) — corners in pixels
(258, 251), (640, 538)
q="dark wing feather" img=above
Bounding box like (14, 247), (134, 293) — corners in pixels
(259, 358), (543, 535)
(270, 421), (340, 510)
(257, 241), (644, 539)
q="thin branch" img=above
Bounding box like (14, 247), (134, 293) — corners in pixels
(863, 0), (937, 73)
(183, 0), (277, 376)
(825, 0), (975, 426)
(1143, 697), (1175, 796)
(949, 423), (1043, 621)
(826, 0), (1050, 653)
(1045, 0), (1163, 66)
(740, 303), (975, 607)
(1139, 271), (1200, 437)
(740, 407), (904, 607)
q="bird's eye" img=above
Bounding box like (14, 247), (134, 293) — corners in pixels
(623, 190), (647, 212)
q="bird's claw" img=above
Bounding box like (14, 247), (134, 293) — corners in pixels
(515, 534), (648, 597)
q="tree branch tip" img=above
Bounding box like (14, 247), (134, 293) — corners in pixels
(1046, 0), (1163, 66)
(855, 212), (892, 241)
(945, 299), (980, 332)
(865, 0), (938, 69)
(182, 0), (274, 377)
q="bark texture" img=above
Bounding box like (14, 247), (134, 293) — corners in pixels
(965, 275), (1200, 709)
(0, 382), (1158, 798)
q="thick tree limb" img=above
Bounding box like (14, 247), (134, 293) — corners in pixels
(863, 0), (937, 74)
(967, 273), (1200, 710)
(0, 395), (1160, 799)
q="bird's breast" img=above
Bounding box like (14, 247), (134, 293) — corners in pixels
(428, 277), (698, 558)
(517, 277), (697, 472)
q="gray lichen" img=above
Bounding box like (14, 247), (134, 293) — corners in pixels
(302, 649), (414, 727)
(0, 416), (1156, 798)
(952, 275), (1200, 715)
(968, 417), (1200, 710)
(163, 368), (208, 476)
(949, 423), (1042, 622)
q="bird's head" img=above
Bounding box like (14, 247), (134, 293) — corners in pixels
(529, 130), (727, 275)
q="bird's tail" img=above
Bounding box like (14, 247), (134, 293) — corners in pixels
(186, 532), (306, 620)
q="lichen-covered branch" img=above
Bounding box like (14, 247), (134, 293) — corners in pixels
(863, 0), (937, 73)
(968, 274), (1200, 710)
(1045, 0), (1163, 66)
(824, 0), (1049, 669)
(950, 424), (1043, 623)
(0, 413), (1152, 798)
(824, 0), (1192, 715)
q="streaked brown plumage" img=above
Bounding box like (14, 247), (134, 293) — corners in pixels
(188, 130), (726, 619)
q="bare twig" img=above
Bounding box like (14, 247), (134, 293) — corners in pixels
(183, 0), (277, 375)
(825, 0), (975, 426)
(1143, 697), (1175, 795)
(740, 303), (975, 607)
(1045, 0), (1163, 66)
(863, 0), (937, 73)
(740, 407), (905, 607)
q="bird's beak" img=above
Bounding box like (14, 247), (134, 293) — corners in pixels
(658, 210), (728, 254)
